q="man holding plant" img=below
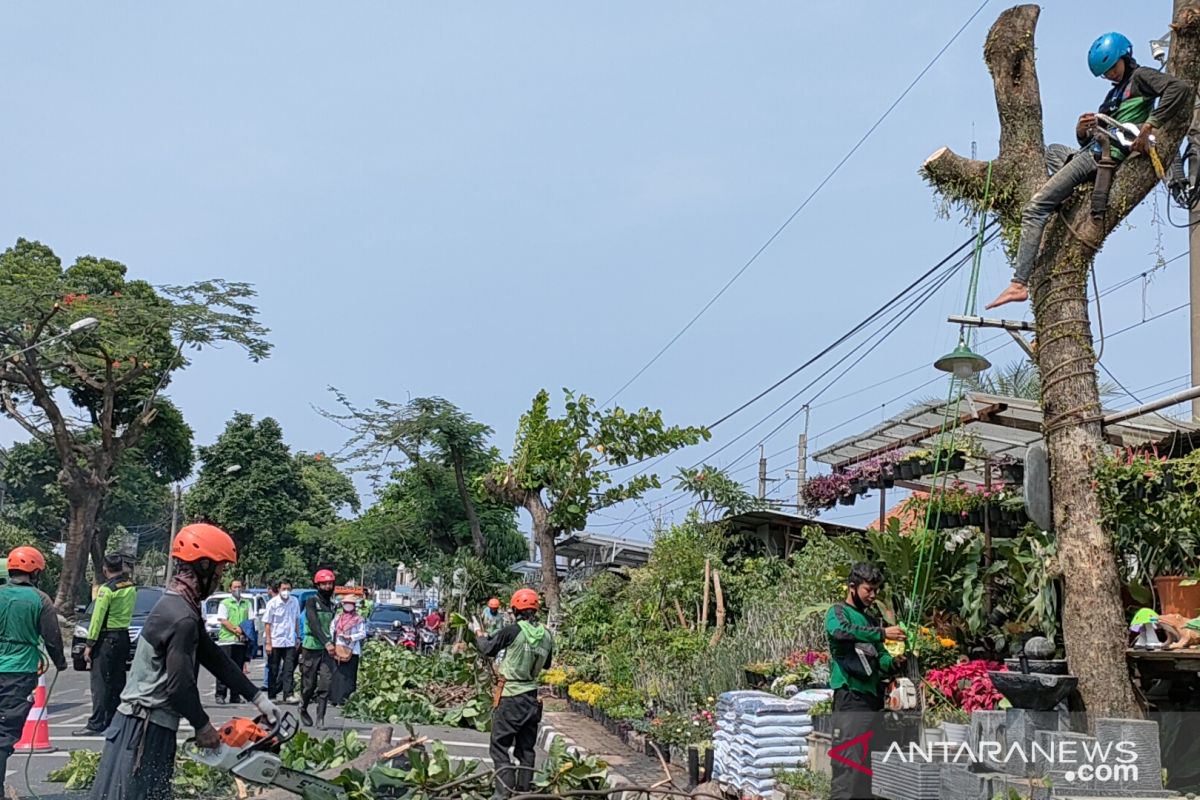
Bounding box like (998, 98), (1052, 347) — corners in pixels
(825, 562), (906, 800)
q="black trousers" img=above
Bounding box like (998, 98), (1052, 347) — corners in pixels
(330, 654), (359, 706)
(90, 712), (177, 800)
(87, 631), (130, 731)
(0, 672), (37, 796)
(215, 643), (249, 702)
(831, 687), (883, 800)
(490, 691), (541, 799)
(267, 646), (297, 699)
(300, 648), (333, 705)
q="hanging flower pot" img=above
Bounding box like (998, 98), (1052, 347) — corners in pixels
(1000, 463), (1025, 483)
(948, 453), (967, 471)
(838, 493), (855, 506)
(898, 461), (915, 480)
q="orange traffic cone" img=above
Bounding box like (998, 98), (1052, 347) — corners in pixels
(14, 673), (54, 753)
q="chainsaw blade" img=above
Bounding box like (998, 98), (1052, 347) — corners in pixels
(268, 766), (348, 800)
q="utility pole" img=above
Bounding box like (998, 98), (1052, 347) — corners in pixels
(164, 483), (181, 586)
(1169, 0), (1200, 420)
(758, 446), (767, 500)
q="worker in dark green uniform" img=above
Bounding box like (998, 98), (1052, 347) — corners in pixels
(75, 553), (136, 736)
(0, 546), (66, 796)
(473, 588), (553, 799)
(300, 568), (337, 729)
(825, 562), (906, 800)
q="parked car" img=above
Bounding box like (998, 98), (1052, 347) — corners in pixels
(365, 604), (418, 646)
(71, 586), (165, 671)
(203, 592), (268, 656)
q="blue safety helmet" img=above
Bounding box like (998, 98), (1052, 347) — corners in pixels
(1088, 32), (1133, 77)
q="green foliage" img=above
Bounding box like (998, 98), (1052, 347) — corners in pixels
(491, 388), (709, 534)
(0, 238), (270, 607)
(333, 741), (490, 800)
(774, 766), (831, 798)
(343, 641), (492, 731)
(47, 749), (102, 790)
(47, 750), (232, 798)
(674, 464), (768, 521)
(281, 730), (367, 772)
(534, 737), (610, 793)
(0, 519), (63, 591)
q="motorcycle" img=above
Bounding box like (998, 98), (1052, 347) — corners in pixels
(418, 627), (439, 654)
(376, 620), (418, 650)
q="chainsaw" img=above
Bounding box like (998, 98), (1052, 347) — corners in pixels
(184, 712), (347, 800)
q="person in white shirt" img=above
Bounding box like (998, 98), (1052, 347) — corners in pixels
(263, 579), (302, 703)
(329, 596), (367, 707)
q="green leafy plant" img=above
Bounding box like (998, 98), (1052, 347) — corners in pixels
(533, 737), (610, 793)
(47, 750), (102, 790)
(774, 766), (831, 798)
(281, 729), (367, 772)
(333, 741), (490, 800)
(171, 758), (236, 799)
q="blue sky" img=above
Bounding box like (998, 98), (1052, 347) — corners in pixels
(1, 2), (1190, 542)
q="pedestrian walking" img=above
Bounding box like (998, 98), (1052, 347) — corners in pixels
(74, 553), (136, 736)
(329, 596), (366, 706)
(0, 547), (66, 797)
(300, 569), (337, 729)
(264, 579), (301, 703)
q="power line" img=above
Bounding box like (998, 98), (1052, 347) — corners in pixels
(599, 0), (993, 407)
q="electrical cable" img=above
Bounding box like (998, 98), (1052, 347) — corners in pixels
(599, 0), (994, 407)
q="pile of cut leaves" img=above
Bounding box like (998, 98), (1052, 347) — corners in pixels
(344, 641), (493, 731)
(331, 737), (609, 800)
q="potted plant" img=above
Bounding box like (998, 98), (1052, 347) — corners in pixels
(809, 698), (834, 736)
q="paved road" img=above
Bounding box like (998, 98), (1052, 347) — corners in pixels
(7, 659), (496, 800)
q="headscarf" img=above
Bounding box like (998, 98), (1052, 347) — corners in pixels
(335, 598), (360, 637)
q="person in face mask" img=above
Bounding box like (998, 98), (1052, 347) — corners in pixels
(329, 596), (366, 707)
(215, 579), (253, 705)
(90, 524), (279, 800)
(264, 580), (301, 704)
(0, 547), (66, 797)
(299, 569), (337, 728)
(825, 563), (906, 800)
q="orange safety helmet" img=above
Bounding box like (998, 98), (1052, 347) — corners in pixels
(314, 569), (336, 585)
(510, 588), (540, 611)
(171, 523), (238, 564)
(7, 546), (47, 573)
(487, 598), (501, 611)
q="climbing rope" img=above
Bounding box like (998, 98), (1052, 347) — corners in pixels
(903, 163), (994, 632)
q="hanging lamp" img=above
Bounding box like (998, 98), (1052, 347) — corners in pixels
(933, 341), (991, 379)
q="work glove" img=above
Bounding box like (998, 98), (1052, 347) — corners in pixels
(252, 692), (282, 726)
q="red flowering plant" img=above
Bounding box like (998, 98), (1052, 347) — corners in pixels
(802, 473), (852, 509)
(924, 659), (1006, 713)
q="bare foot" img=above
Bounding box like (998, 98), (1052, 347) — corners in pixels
(985, 282), (1029, 310)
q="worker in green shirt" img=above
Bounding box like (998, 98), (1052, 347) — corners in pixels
(825, 562), (906, 800)
(215, 579), (254, 704)
(0, 547), (65, 797)
(74, 554), (136, 736)
(473, 589), (553, 799)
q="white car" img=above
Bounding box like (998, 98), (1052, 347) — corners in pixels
(203, 592), (268, 656)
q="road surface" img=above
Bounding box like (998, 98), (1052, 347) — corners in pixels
(8, 658), (498, 800)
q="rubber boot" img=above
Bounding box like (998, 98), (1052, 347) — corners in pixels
(300, 704), (313, 727)
(316, 698), (327, 730)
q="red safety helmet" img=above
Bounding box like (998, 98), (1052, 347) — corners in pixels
(171, 524), (238, 564)
(7, 546), (47, 573)
(313, 569), (336, 585)
(510, 588), (540, 611)
(487, 598), (501, 611)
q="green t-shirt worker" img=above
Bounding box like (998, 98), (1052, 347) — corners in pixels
(215, 580), (253, 705)
(74, 554), (136, 736)
(300, 569), (338, 730)
(0, 547), (66, 798)
(825, 562), (906, 800)
(474, 589), (553, 800)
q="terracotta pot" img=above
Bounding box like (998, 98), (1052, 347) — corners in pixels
(1154, 576), (1200, 616)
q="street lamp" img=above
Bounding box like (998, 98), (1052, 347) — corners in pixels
(933, 341), (991, 380)
(3, 317), (99, 361)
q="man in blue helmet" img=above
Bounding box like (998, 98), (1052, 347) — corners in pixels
(987, 32), (1190, 310)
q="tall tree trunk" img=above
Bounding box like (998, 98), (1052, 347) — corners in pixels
(450, 448), (487, 559)
(56, 490), (103, 615)
(921, 3), (1200, 718)
(522, 493), (561, 625)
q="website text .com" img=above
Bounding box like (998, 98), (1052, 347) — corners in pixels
(880, 739), (1141, 782)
